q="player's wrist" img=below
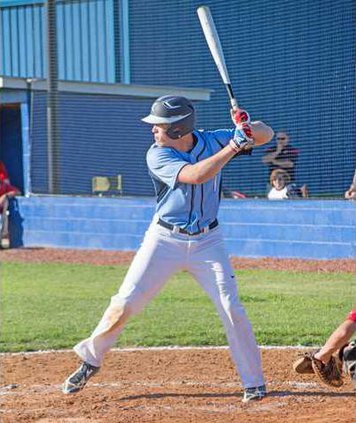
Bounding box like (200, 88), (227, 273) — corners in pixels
(229, 140), (242, 153)
(231, 124), (255, 151)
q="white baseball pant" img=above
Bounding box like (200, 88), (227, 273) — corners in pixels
(74, 219), (265, 388)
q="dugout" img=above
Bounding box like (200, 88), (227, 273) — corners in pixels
(0, 103), (25, 194)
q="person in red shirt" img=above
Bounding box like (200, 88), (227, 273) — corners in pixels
(0, 161), (20, 249)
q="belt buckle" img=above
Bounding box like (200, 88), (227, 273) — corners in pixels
(172, 226), (180, 234)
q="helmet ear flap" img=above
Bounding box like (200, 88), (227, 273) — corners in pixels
(166, 125), (181, 139)
(166, 110), (195, 139)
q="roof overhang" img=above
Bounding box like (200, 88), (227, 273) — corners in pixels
(0, 77), (212, 102)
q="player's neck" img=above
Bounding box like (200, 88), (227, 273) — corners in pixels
(175, 133), (196, 152)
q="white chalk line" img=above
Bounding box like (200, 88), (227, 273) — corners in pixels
(0, 344), (314, 357)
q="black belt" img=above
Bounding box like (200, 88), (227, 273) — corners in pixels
(157, 218), (218, 236)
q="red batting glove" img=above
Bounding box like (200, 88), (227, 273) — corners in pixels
(233, 109), (251, 125)
(239, 122), (253, 140)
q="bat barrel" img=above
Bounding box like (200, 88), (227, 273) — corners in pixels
(197, 5), (239, 108)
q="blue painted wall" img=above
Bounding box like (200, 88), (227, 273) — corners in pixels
(0, 3), (46, 77)
(0, 0), (116, 82)
(10, 196), (356, 259)
(29, 91), (156, 195)
(129, 0), (355, 196)
(1, 0), (355, 197)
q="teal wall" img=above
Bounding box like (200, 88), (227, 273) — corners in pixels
(10, 196), (356, 259)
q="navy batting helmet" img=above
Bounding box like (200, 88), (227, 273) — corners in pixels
(142, 95), (195, 139)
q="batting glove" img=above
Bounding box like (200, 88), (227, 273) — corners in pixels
(230, 123), (255, 153)
(232, 108), (251, 125)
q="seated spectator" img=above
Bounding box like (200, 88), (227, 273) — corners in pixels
(0, 161), (20, 249)
(345, 170), (356, 200)
(262, 131), (299, 183)
(267, 169), (308, 200)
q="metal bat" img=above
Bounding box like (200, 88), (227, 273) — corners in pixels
(197, 5), (238, 109)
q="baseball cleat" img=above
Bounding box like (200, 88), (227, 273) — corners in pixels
(62, 361), (99, 394)
(242, 384), (267, 403)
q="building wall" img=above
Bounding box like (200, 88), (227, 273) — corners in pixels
(10, 196), (356, 259)
(29, 91), (157, 196)
(0, 0), (116, 82)
(1, 0), (355, 197)
(129, 0), (355, 196)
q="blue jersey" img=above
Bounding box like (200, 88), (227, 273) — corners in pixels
(146, 128), (234, 233)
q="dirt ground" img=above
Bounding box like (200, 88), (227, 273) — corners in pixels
(0, 247), (355, 273)
(0, 348), (355, 423)
(0, 248), (355, 422)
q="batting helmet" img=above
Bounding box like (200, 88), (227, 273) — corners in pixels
(142, 95), (195, 139)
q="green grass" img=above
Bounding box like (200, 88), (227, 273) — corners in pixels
(0, 262), (354, 352)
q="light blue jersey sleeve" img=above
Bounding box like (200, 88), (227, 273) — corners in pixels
(205, 129), (235, 148)
(146, 145), (189, 189)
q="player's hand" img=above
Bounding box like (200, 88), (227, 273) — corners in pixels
(230, 122), (255, 152)
(230, 108), (250, 125)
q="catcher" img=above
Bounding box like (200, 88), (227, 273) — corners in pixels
(293, 310), (356, 388)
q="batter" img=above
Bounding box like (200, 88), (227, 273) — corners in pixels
(62, 95), (274, 402)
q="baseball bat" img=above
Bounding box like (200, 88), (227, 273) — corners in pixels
(197, 5), (238, 109)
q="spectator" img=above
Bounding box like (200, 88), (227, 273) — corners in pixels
(262, 131), (299, 183)
(0, 161), (20, 249)
(267, 169), (308, 200)
(345, 170), (356, 200)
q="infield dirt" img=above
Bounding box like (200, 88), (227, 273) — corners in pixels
(0, 247), (355, 273)
(0, 348), (355, 423)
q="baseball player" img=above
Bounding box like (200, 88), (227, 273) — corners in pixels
(293, 310), (356, 387)
(62, 95), (274, 402)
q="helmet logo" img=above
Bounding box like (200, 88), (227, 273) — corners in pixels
(162, 100), (182, 110)
(142, 96), (195, 139)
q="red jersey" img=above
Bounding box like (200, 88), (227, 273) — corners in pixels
(0, 162), (18, 196)
(347, 310), (356, 322)
(0, 161), (9, 181)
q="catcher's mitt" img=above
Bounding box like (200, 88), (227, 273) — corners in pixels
(311, 355), (343, 388)
(293, 352), (314, 374)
